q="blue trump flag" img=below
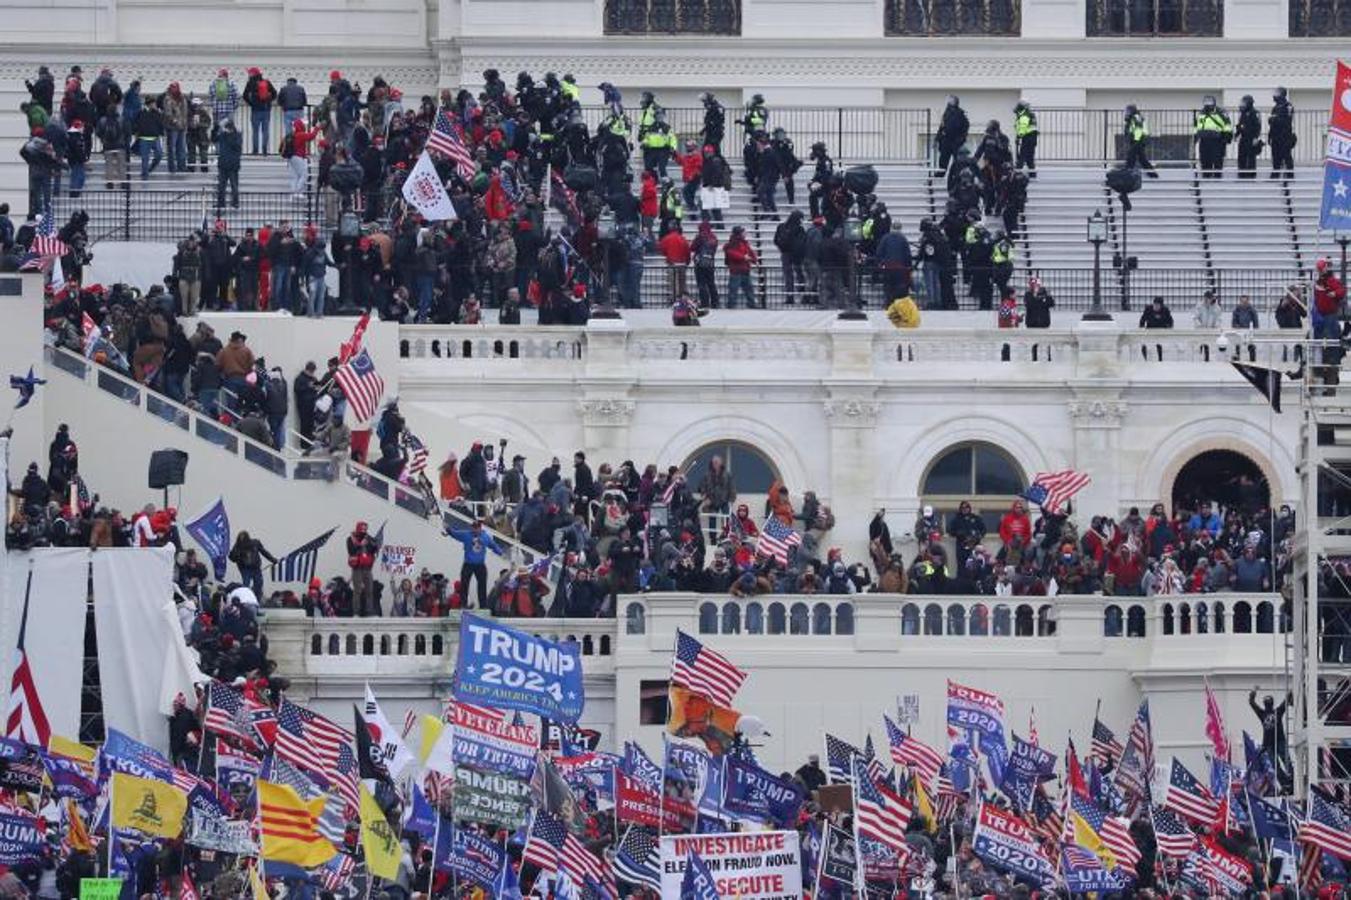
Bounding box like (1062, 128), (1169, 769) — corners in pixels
(184, 497), (231, 581)
(454, 614), (585, 723)
(681, 851), (722, 900)
(723, 755), (805, 828)
(436, 823), (505, 889)
(1321, 61), (1351, 231)
(0, 811), (44, 866)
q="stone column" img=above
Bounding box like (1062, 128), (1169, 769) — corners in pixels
(1070, 319), (1127, 517)
(825, 318), (880, 563)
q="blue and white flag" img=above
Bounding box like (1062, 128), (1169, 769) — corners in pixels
(454, 614), (585, 723)
(723, 755), (805, 828)
(184, 497), (231, 581)
(622, 740), (663, 793)
(402, 784), (437, 838)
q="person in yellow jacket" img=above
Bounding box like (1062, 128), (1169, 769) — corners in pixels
(1194, 94), (1233, 179)
(1014, 100), (1038, 174)
(641, 114), (677, 179)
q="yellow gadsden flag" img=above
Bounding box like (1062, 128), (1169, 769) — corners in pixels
(110, 772), (187, 839)
(359, 781), (402, 880)
(258, 780), (336, 868)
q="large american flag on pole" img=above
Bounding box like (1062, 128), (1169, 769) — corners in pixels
(204, 681), (261, 749)
(884, 714), (943, 786)
(670, 630), (746, 707)
(1299, 792), (1351, 861)
(20, 203), (66, 274)
(275, 698), (354, 788)
(756, 517), (802, 566)
(427, 109), (476, 179)
(5, 575), (50, 748)
(852, 755), (912, 856)
(1021, 470), (1091, 514)
(1091, 716), (1124, 770)
(333, 349), (385, 426)
(1163, 757), (1218, 825)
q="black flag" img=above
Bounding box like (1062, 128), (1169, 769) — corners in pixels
(353, 705), (392, 785)
(1232, 362), (1281, 413)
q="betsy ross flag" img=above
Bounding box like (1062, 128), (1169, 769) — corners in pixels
(1091, 716), (1124, 769)
(757, 517), (802, 566)
(334, 349), (386, 426)
(427, 109), (476, 179)
(670, 630), (746, 707)
(1299, 791), (1351, 861)
(268, 527), (337, 585)
(1022, 469), (1091, 514)
(5, 573), (50, 748)
(1164, 758), (1218, 825)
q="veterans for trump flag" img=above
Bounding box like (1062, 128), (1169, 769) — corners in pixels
(402, 150), (458, 221)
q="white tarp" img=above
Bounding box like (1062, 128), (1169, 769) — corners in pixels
(4, 548), (90, 742)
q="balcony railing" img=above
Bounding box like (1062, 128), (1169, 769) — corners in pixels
(603, 0), (740, 34)
(885, 0), (1020, 35)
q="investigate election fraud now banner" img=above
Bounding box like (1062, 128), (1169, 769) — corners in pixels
(659, 831), (802, 900)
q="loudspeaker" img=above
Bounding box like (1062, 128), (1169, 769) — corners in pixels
(148, 449), (189, 490)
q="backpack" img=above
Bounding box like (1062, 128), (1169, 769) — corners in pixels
(279, 133), (295, 159)
(256, 80), (272, 103)
(212, 78), (230, 102)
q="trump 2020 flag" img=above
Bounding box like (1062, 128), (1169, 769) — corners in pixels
(184, 497), (231, 581)
(1322, 60), (1351, 231)
(402, 151), (458, 222)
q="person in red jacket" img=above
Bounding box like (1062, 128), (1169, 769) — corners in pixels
(640, 171), (659, 233)
(658, 223), (691, 297)
(724, 225), (758, 308)
(674, 139), (704, 211)
(1313, 258), (1346, 383)
(284, 116), (320, 196)
(998, 499), (1032, 548)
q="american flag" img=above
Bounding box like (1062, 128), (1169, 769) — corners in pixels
(275, 698), (354, 788)
(1022, 469), (1091, 515)
(1300, 840), (1324, 892)
(268, 527), (337, 585)
(1031, 788), (1064, 844)
(334, 349), (386, 426)
(670, 630), (746, 707)
(1028, 706), (1039, 746)
(824, 733), (866, 784)
(403, 431), (429, 476)
(660, 473), (682, 506)
(1299, 792), (1351, 861)
(20, 204), (66, 273)
(1150, 803), (1198, 858)
(318, 853), (356, 892)
(613, 826), (660, 889)
(1203, 682), (1231, 762)
(204, 681), (260, 749)
(5, 581), (50, 748)
(180, 869), (200, 900)
(1091, 717), (1124, 769)
(1164, 758), (1218, 825)
(756, 517), (802, 566)
(884, 715), (943, 786)
(1071, 793), (1140, 871)
(853, 756), (912, 856)
(935, 770), (961, 824)
(524, 811), (613, 896)
(427, 109), (475, 179)
(1115, 699), (1155, 802)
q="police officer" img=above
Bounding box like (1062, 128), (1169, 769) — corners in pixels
(560, 74), (580, 107)
(990, 229), (1014, 296)
(1014, 100), (1038, 174)
(640, 111), (676, 179)
(1002, 170), (1028, 238)
(1193, 95), (1233, 179)
(771, 127), (802, 205)
(1124, 105), (1158, 179)
(964, 220), (994, 310)
(807, 142), (833, 218)
(1235, 95), (1263, 180)
(935, 95), (969, 175)
(741, 94), (768, 137)
(700, 92), (725, 154)
(918, 217), (957, 309)
(637, 91), (662, 141)
(755, 131), (781, 214)
(1269, 87), (1296, 179)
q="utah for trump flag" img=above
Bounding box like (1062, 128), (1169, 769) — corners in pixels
(402, 151), (458, 221)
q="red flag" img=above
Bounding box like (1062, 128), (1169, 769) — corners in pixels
(1067, 738), (1090, 800)
(338, 312), (370, 365)
(180, 870), (201, 900)
(1204, 682), (1230, 761)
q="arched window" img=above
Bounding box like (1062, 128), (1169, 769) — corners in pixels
(924, 603), (944, 635)
(1233, 601), (1253, 634)
(362, 635), (374, 655)
(379, 635), (391, 655)
(1127, 605), (1147, 637)
(1213, 602), (1226, 634)
(699, 602), (718, 634)
(1180, 603), (1192, 635)
(1037, 604), (1055, 636)
(812, 603), (832, 635)
(328, 634), (340, 655)
(1105, 605), (1124, 637)
(1014, 605), (1034, 636)
(993, 604), (1012, 636)
(1162, 603), (1175, 635)
(722, 603), (742, 635)
(626, 603), (647, 635)
(1195, 602), (1209, 634)
(397, 634), (409, 655)
(970, 603), (989, 636)
(345, 634), (358, 655)
(681, 441), (781, 498)
(768, 602), (787, 635)
(921, 442), (1026, 530)
(790, 603), (809, 635)
(746, 602), (765, 634)
(1257, 601), (1275, 633)
(901, 603), (920, 635)
(310, 635), (322, 655)
(415, 634), (427, 655)
(836, 603), (854, 635)
(947, 605), (967, 635)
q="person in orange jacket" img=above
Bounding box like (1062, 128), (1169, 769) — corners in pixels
(639, 170), (659, 233)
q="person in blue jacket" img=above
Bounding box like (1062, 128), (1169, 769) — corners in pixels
(448, 519), (503, 611)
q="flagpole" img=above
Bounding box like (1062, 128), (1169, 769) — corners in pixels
(1242, 780), (1272, 879)
(426, 807), (441, 898)
(851, 762), (866, 900)
(196, 694), (210, 776)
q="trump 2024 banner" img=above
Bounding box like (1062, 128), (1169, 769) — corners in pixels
(453, 615), (584, 724)
(659, 831), (802, 900)
(1322, 60), (1351, 230)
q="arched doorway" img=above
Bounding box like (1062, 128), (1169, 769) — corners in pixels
(921, 441), (1027, 531)
(1170, 449), (1270, 516)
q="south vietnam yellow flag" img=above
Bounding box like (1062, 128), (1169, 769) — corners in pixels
(48, 735), (96, 765)
(249, 863), (269, 900)
(360, 781), (402, 880)
(258, 780), (336, 868)
(64, 800), (92, 853)
(110, 772), (187, 839)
